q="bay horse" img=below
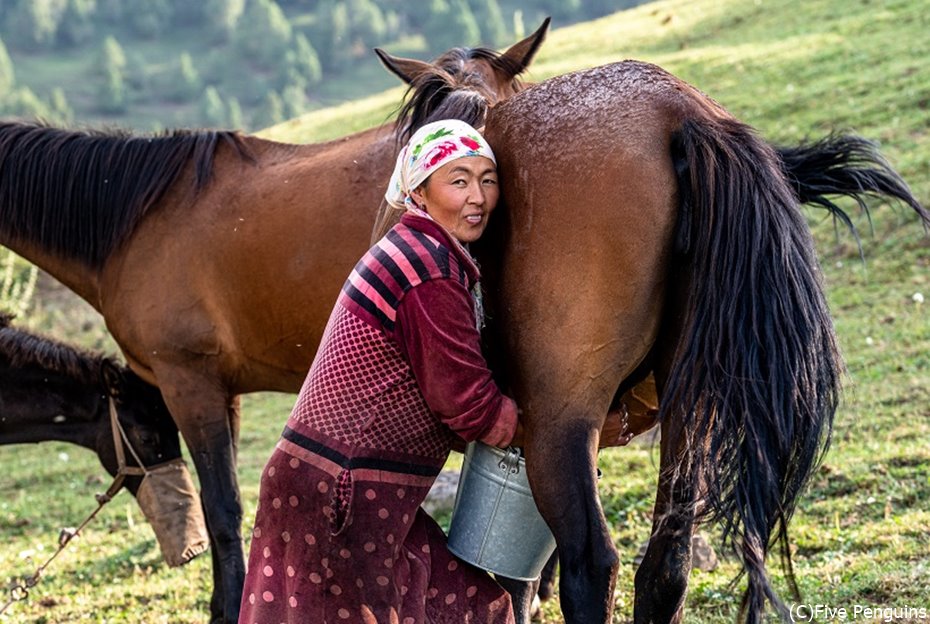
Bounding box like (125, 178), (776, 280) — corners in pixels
(369, 57), (930, 624)
(0, 24), (551, 622)
(0, 312), (181, 496)
(0, 22), (923, 620)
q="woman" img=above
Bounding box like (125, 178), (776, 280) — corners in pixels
(240, 120), (523, 624)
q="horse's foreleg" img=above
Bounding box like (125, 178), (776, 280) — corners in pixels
(157, 370), (244, 624)
(633, 416), (695, 624)
(526, 419), (618, 624)
(495, 575), (540, 624)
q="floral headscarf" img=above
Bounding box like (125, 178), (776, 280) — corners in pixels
(385, 119), (496, 211)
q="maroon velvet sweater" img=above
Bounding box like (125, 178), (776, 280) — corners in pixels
(286, 211), (517, 464)
(392, 223), (517, 447)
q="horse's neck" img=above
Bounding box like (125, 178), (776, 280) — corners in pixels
(0, 238), (102, 309)
(0, 371), (104, 450)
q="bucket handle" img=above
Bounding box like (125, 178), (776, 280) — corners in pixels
(498, 447), (522, 475)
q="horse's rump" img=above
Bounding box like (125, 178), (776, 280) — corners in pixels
(477, 59), (848, 621)
(479, 61), (686, 409)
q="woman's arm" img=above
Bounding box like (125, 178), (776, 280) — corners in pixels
(394, 278), (518, 448)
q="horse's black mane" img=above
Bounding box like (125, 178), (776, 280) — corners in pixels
(395, 46), (524, 143)
(0, 121), (253, 269)
(0, 311), (112, 386)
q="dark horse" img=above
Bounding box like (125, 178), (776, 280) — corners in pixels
(0, 22), (925, 621)
(0, 312), (181, 495)
(371, 54), (930, 624)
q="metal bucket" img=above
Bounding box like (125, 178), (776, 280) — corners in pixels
(447, 443), (556, 581)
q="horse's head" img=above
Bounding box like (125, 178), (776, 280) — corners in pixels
(97, 359), (183, 495)
(376, 17), (550, 142)
(0, 320), (181, 493)
(0, 318), (106, 446)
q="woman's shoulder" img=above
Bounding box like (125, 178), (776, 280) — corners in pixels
(372, 220), (470, 288)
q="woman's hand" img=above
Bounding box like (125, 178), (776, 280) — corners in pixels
(599, 404), (634, 448)
(600, 399), (662, 448)
(507, 421), (525, 448)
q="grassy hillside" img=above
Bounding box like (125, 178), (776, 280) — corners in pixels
(2, 0), (928, 622)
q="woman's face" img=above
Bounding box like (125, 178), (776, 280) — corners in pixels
(410, 156), (499, 243)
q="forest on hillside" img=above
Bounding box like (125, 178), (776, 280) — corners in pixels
(0, 0), (645, 131)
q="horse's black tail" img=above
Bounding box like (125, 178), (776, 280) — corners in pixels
(776, 134), (929, 237)
(665, 117), (844, 622)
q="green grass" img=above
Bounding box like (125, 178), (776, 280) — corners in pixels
(3, 0), (930, 621)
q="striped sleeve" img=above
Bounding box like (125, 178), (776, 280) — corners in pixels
(338, 224), (459, 334)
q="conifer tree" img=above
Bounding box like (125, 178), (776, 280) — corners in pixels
(424, 0), (452, 50)
(347, 0), (386, 48)
(313, 0), (350, 71)
(236, 0), (293, 67)
(200, 86), (227, 127)
(57, 0), (96, 47)
(252, 90), (285, 129)
(425, 0), (480, 53)
(205, 0), (245, 41)
(0, 37), (14, 94)
(8, 0), (61, 50)
(49, 87), (74, 124)
(227, 96), (244, 129)
(127, 0), (173, 38)
(94, 36), (128, 114)
(171, 52), (202, 102)
(280, 84), (306, 119)
(2, 87), (51, 119)
(469, 0), (507, 47)
(97, 67), (127, 113)
(292, 34), (322, 85)
(96, 35), (127, 75)
(276, 51), (307, 93)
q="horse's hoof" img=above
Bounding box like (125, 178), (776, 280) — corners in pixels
(530, 593), (541, 619)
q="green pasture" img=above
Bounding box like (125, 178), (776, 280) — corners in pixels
(2, 0), (928, 621)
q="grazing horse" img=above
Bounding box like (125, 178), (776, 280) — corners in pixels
(371, 56), (929, 624)
(0, 312), (181, 495)
(0, 24), (551, 623)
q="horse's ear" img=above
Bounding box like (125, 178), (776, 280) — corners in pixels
(100, 359), (124, 399)
(374, 48), (433, 85)
(499, 17), (551, 78)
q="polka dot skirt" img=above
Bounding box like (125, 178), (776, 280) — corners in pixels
(239, 447), (514, 624)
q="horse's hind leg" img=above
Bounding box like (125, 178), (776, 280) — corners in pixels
(633, 414), (695, 624)
(525, 419), (618, 623)
(537, 550), (558, 601)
